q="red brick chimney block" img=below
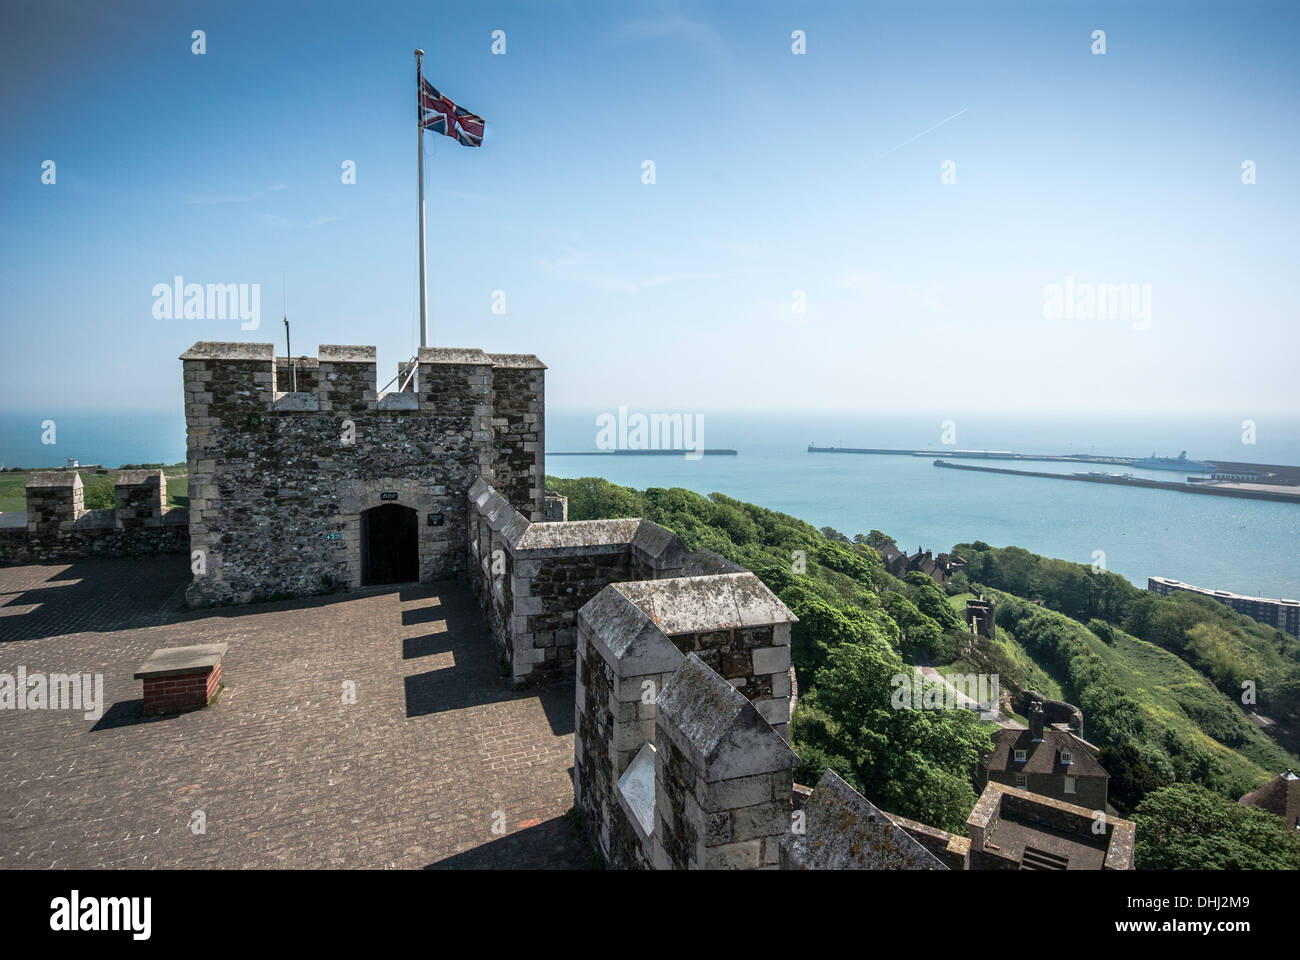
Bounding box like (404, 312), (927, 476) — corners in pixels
(134, 642), (228, 717)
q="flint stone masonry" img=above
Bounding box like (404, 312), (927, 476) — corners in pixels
(780, 770), (947, 870)
(0, 471), (189, 566)
(613, 572), (796, 736)
(113, 470), (167, 528)
(26, 471), (84, 533)
(572, 569), (798, 868)
(652, 654), (799, 869)
(467, 478), (693, 679)
(180, 342), (544, 607)
(573, 580), (686, 868)
(485, 354), (545, 521)
(135, 642), (227, 716)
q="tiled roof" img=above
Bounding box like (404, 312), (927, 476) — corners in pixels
(1240, 770), (1300, 825)
(986, 728), (1109, 778)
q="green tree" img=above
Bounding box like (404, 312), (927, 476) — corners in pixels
(1097, 743), (1168, 814)
(1133, 783), (1300, 870)
(810, 640), (993, 832)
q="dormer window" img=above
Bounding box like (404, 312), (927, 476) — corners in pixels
(1061, 751), (1074, 764)
(1014, 749), (1027, 762)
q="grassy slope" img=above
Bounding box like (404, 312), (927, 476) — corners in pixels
(939, 591), (1062, 704)
(988, 588), (1298, 790)
(548, 475), (1291, 797)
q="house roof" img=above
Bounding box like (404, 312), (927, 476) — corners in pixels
(1240, 770), (1300, 825)
(876, 543), (905, 565)
(986, 728), (1109, 779)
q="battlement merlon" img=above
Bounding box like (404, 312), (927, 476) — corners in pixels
(24, 469), (172, 533)
(180, 342), (276, 362)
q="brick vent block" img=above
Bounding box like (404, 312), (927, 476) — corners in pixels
(135, 643), (227, 717)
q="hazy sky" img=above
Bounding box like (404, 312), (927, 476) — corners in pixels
(1, 0), (1297, 416)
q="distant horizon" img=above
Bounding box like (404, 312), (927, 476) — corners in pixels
(5, 406), (1300, 472)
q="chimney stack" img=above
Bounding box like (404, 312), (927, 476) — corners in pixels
(1029, 701), (1045, 742)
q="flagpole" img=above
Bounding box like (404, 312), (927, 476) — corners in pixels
(415, 48), (428, 348)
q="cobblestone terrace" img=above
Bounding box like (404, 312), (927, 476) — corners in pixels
(0, 558), (587, 869)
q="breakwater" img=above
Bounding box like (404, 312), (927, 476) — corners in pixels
(932, 460), (1300, 504)
(549, 449), (738, 456)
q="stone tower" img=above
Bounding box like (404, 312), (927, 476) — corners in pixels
(180, 342), (544, 606)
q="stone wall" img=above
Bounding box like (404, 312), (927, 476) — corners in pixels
(181, 343), (544, 607)
(608, 573), (796, 737)
(888, 814), (971, 870)
(781, 770), (947, 869)
(26, 471), (84, 534)
(653, 655), (798, 869)
(275, 357), (320, 393)
(0, 470), (189, 566)
(1018, 688), (1085, 736)
(542, 493), (567, 522)
(486, 355), (545, 521)
(572, 573), (799, 868)
(573, 581), (692, 868)
(467, 478), (692, 679)
(113, 471), (166, 528)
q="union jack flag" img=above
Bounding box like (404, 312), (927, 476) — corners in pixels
(419, 76), (484, 147)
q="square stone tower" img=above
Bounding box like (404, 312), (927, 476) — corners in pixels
(180, 342), (544, 606)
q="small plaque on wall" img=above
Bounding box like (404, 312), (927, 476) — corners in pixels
(381, 492), (398, 501)
(324, 531), (341, 541)
(427, 513), (444, 526)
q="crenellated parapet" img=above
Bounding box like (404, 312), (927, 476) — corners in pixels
(467, 477), (691, 678)
(179, 342), (546, 607)
(570, 568), (798, 868)
(0, 469), (187, 566)
(652, 654), (799, 869)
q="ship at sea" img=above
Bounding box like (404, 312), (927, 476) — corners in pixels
(1130, 450), (1214, 472)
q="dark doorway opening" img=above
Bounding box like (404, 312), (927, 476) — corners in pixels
(360, 504), (419, 585)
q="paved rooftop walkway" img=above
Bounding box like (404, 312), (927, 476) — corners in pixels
(0, 558), (587, 869)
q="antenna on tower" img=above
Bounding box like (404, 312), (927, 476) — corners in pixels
(283, 271), (297, 391)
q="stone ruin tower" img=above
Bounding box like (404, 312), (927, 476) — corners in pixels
(180, 342), (544, 606)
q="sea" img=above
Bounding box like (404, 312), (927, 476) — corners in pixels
(2, 408), (1297, 600)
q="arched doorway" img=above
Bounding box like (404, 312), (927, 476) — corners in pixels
(360, 504), (419, 585)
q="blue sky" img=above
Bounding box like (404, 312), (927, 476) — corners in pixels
(1, 0), (1297, 417)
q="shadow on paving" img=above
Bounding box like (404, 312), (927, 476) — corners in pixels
(424, 814), (591, 869)
(1, 559), (580, 736)
(0, 556), (191, 643)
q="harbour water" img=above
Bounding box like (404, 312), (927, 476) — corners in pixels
(544, 410), (1300, 601)
(2, 408), (1297, 600)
